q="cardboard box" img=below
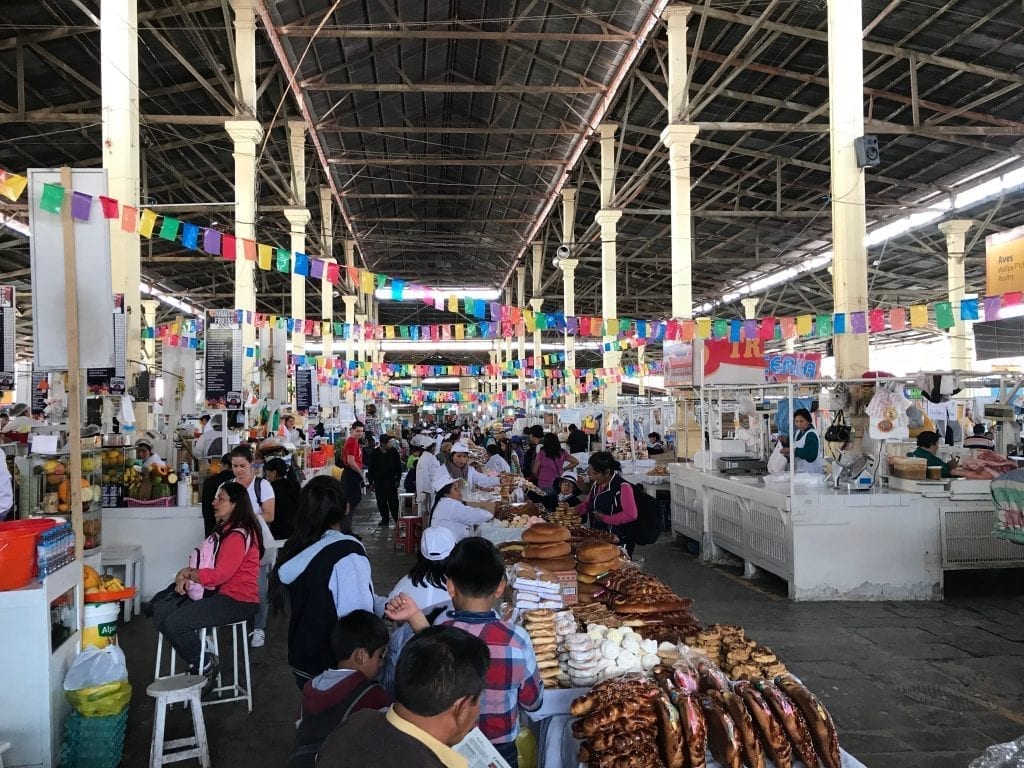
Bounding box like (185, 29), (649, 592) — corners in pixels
(552, 569), (578, 606)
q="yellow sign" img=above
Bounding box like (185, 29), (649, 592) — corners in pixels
(986, 224), (1024, 295)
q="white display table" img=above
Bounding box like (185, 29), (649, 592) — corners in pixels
(0, 561), (80, 768)
(669, 465), (942, 601)
(101, 505), (204, 600)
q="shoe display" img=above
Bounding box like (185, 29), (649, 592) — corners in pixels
(250, 628), (265, 648)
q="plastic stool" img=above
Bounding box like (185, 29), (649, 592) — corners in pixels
(154, 621), (252, 712)
(393, 515), (423, 554)
(146, 675), (210, 768)
(101, 545), (143, 622)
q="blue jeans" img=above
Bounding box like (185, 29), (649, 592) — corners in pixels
(254, 562), (270, 631)
(494, 740), (518, 768)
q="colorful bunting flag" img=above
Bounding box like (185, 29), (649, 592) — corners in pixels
(0, 171), (27, 202)
(39, 182), (65, 214)
(70, 191), (92, 221)
(121, 205), (137, 233)
(99, 195), (119, 218)
(138, 208), (157, 238)
(158, 215), (180, 242)
(910, 304), (928, 328)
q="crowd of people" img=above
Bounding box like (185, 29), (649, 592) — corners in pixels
(146, 416), (644, 767)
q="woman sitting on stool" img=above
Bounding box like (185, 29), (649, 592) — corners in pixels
(150, 481), (263, 680)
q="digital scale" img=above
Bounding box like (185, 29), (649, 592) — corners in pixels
(716, 455), (768, 475)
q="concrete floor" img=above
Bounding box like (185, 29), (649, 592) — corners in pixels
(116, 500), (1024, 768)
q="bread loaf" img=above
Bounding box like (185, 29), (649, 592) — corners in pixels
(522, 523), (570, 543)
(576, 541), (620, 564)
(520, 556), (576, 572)
(523, 541), (571, 559)
(576, 558), (619, 576)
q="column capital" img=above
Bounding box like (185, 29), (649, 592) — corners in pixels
(661, 123), (700, 147)
(287, 119), (306, 141)
(598, 123), (619, 140)
(740, 297), (760, 319)
(558, 258), (578, 276)
(341, 294), (358, 308)
(530, 298), (544, 312)
(224, 118), (262, 145)
(662, 4), (693, 26)
(283, 207), (311, 229)
(938, 219), (975, 238)
(355, 313), (367, 324)
(595, 209), (623, 228)
(561, 186), (577, 204)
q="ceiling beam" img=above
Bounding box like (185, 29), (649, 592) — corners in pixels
(300, 83), (604, 93)
(277, 28), (635, 42)
(329, 158), (565, 166)
(685, 4), (1024, 87)
(318, 124), (582, 135)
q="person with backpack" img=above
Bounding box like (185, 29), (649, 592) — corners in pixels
(274, 476), (388, 690)
(149, 481), (263, 680)
(576, 451), (639, 557)
(230, 444), (275, 648)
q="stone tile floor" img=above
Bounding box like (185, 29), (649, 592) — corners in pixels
(116, 501), (1024, 767)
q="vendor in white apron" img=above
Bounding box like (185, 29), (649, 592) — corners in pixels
(790, 408), (823, 473)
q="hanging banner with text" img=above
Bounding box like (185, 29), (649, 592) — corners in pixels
(986, 224), (1024, 296)
(86, 294), (126, 395)
(764, 351), (822, 383)
(662, 341), (694, 388)
(694, 338), (767, 386)
(295, 366), (319, 414)
(0, 286), (14, 390)
(204, 309), (242, 410)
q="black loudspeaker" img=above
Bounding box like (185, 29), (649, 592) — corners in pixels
(854, 135), (880, 168)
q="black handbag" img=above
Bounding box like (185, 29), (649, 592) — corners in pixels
(823, 410), (852, 443)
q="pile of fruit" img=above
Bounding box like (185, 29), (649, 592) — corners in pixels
(83, 565), (126, 596)
(122, 464), (177, 501)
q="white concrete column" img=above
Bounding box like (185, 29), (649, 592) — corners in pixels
(320, 185), (335, 358)
(530, 297), (544, 383)
(637, 346), (646, 397)
(516, 265), (527, 395)
(741, 297), (760, 320)
(141, 299), (158, 364)
(355, 313), (367, 364)
(561, 187), (577, 248)
(232, 0), (257, 110)
(559, 258), (579, 406)
(939, 219), (975, 370)
(225, 119), (262, 386)
(343, 239), (356, 292)
(828, 0), (870, 377)
(596, 210), (623, 409)
(661, 126), (700, 319)
(598, 124), (618, 207)
(284, 208), (310, 358)
(664, 5), (691, 123)
(342, 295), (357, 407)
(101, 0), (142, 389)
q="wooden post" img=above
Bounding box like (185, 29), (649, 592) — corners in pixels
(60, 166), (85, 617)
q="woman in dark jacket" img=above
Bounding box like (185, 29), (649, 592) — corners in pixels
(575, 451), (639, 556)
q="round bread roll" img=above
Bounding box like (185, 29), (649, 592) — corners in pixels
(576, 572), (598, 585)
(522, 541), (571, 559)
(520, 556), (576, 572)
(576, 558), (619, 576)
(575, 541), (620, 564)
(576, 580), (604, 595)
(522, 523), (571, 543)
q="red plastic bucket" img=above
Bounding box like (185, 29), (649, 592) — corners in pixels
(0, 518), (59, 589)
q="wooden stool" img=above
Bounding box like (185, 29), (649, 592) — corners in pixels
(393, 515), (423, 554)
(101, 544), (143, 621)
(146, 675), (210, 768)
(154, 621), (252, 712)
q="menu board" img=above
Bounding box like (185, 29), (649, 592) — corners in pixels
(86, 294), (126, 395)
(0, 286), (14, 390)
(31, 370), (48, 413)
(295, 366), (319, 413)
(205, 309), (242, 410)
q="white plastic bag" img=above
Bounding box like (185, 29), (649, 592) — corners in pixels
(766, 444), (788, 475)
(64, 645), (128, 690)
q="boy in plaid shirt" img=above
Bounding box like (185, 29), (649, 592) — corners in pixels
(386, 536), (542, 768)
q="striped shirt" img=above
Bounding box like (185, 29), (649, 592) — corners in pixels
(442, 609), (542, 744)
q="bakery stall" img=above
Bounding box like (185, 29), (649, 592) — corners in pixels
(670, 375), (1024, 601)
(483, 517), (867, 768)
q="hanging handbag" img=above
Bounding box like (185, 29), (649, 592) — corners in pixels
(824, 410), (852, 443)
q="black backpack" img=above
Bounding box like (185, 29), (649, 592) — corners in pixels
(621, 484), (662, 546)
(403, 458), (418, 494)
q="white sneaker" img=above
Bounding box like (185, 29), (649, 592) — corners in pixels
(250, 629), (265, 648)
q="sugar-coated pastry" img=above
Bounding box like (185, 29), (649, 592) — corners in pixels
(641, 639), (659, 655)
(615, 650), (639, 669)
(641, 653), (660, 671)
(601, 639), (621, 660)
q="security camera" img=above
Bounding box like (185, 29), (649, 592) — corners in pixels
(556, 245), (572, 260)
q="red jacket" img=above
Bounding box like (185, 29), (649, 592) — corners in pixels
(197, 526), (261, 603)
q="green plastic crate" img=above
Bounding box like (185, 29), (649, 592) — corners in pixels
(59, 708), (128, 768)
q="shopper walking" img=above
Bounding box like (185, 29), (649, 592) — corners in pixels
(531, 432), (579, 494)
(338, 420), (367, 514)
(369, 434), (404, 527)
(263, 457), (299, 540)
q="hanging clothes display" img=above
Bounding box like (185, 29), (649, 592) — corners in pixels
(866, 381), (912, 440)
